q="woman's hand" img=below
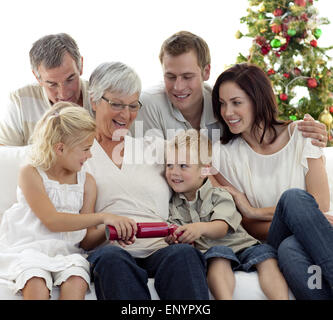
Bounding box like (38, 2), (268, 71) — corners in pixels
(103, 214), (137, 245)
(221, 185), (256, 218)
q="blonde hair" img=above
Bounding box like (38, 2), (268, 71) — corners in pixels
(29, 102), (96, 170)
(166, 129), (212, 166)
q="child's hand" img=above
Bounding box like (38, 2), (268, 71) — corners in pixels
(165, 234), (178, 245)
(103, 214), (137, 243)
(175, 223), (203, 244)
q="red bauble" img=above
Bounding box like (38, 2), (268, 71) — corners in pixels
(261, 45), (271, 55)
(271, 24), (282, 34)
(279, 44), (288, 51)
(273, 8), (284, 16)
(283, 73), (290, 78)
(329, 106), (333, 113)
(307, 78), (318, 88)
(310, 40), (317, 47)
(293, 68), (302, 76)
(295, 0), (306, 7)
(267, 69), (275, 75)
(301, 13), (309, 21)
(255, 36), (266, 46)
(279, 93), (288, 101)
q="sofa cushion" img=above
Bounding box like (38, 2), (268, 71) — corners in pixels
(0, 146), (29, 221)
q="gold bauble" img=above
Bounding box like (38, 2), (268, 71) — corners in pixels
(318, 109), (333, 128)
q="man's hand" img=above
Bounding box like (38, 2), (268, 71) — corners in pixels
(297, 114), (327, 148)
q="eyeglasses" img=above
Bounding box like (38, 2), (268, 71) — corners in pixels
(101, 96), (142, 112)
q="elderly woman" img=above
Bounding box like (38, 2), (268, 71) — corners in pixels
(80, 62), (209, 300)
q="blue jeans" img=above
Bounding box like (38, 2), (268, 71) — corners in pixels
(267, 188), (333, 299)
(87, 243), (209, 300)
(204, 244), (276, 272)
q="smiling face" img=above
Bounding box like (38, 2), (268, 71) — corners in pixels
(162, 50), (210, 115)
(59, 133), (94, 173)
(35, 52), (83, 105)
(218, 81), (254, 137)
(165, 150), (206, 201)
(92, 91), (140, 141)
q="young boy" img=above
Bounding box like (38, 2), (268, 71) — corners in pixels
(165, 129), (289, 300)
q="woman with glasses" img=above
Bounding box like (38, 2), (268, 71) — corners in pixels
(79, 62), (209, 300)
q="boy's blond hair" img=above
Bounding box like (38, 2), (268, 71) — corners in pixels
(29, 102), (96, 170)
(166, 129), (212, 166)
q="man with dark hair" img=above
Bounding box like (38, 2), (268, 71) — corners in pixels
(0, 33), (90, 146)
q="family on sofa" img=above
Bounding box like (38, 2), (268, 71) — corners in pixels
(0, 32), (332, 300)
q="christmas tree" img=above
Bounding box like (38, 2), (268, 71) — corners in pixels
(236, 0), (333, 145)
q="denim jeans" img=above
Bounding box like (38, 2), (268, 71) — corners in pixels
(204, 243), (277, 272)
(267, 188), (333, 299)
(87, 243), (209, 300)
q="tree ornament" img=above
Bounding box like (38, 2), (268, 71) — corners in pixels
(289, 115), (297, 121)
(314, 28), (322, 39)
(279, 44), (288, 51)
(310, 39), (317, 47)
(329, 106), (333, 113)
(235, 31), (243, 39)
(318, 108), (333, 133)
(293, 67), (302, 76)
(267, 69), (275, 75)
(295, 0), (306, 7)
(273, 8), (284, 16)
(255, 36), (266, 46)
(307, 78), (318, 88)
(283, 73), (290, 78)
(301, 13), (309, 21)
(270, 38), (281, 48)
(279, 93), (288, 101)
(287, 29), (297, 36)
(261, 44), (271, 55)
(271, 24), (282, 34)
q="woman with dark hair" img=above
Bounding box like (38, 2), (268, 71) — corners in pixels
(211, 63), (333, 299)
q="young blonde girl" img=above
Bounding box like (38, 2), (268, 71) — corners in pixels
(0, 102), (136, 300)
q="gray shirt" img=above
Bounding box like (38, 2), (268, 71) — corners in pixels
(168, 179), (259, 253)
(131, 83), (223, 140)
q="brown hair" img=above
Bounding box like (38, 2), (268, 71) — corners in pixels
(212, 63), (288, 144)
(159, 31), (211, 72)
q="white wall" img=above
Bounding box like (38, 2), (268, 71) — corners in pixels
(0, 0), (332, 118)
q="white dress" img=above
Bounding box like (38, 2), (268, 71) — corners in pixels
(0, 168), (90, 293)
(214, 123), (324, 208)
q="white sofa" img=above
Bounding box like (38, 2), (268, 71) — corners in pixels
(0, 146), (332, 300)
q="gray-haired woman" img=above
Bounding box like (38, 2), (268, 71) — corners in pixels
(80, 62), (209, 300)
